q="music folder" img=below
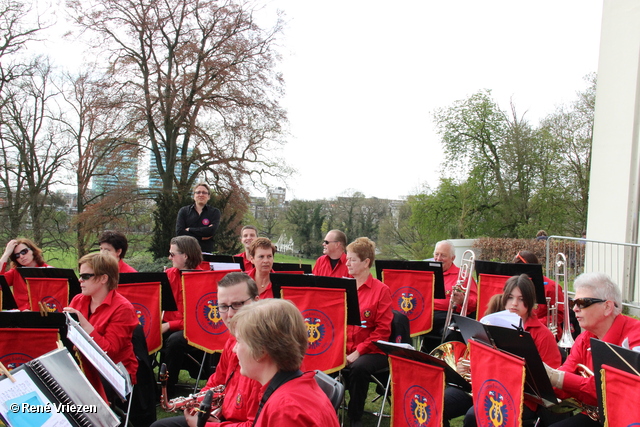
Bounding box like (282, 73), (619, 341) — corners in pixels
(17, 267), (82, 301)
(474, 260), (546, 305)
(375, 260), (446, 299)
(0, 275), (17, 310)
(270, 273), (361, 325)
(118, 272), (177, 311)
(0, 347), (120, 427)
(272, 262), (312, 274)
(375, 341), (471, 392)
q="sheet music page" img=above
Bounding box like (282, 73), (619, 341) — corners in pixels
(211, 262), (241, 271)
(0, 370), (71, 427)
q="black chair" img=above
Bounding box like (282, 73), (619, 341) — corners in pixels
(315, 369), (345, 412)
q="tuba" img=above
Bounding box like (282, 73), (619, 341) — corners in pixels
(159, 363), (225, 416)
(554, 253), (574, 357)
(430, 341), (471, 382)
(442, 250), (476, 343)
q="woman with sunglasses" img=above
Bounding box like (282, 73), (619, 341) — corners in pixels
(0, 238), (52, 311)
(545, 272), (640, 427)
(445, 274), (562, 427)
(63, 251), (138, 401)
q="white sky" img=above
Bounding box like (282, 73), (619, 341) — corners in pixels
(259, 0), (604, 201)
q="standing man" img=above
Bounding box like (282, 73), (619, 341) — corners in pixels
(423, 240), (477, 351)
(176, 183), (221, 253)
(235, 225), (258, 271)
(312, 229), (351, 278)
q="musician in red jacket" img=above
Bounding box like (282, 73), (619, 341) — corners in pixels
(545, 272), (640, 427)
(312, 229), (351, 278)
(99, 230), (137, 273)
(234, 225), (258, 272)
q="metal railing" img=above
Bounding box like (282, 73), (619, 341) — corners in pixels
(546, 236), (640, 312)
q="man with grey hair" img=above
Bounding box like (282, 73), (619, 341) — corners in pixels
(312, 229), (351, 278)
(545, 272), (640, 427)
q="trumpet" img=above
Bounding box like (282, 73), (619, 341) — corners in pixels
(442, 250), (476, 343)
(554, 253), (574, 356)
(159, 363), (225, 414)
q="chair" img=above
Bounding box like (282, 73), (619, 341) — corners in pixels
(315, 370), (345, 412)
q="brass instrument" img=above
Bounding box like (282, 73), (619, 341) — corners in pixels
(159, 363), (225, 415)
(442, 250), (476, 343)
(553, 363), (599, 421)
(430, 341), (471, 382)
(554, 253), (574, 357)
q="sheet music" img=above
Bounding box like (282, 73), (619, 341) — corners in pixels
(64, 313), (131, 399)
(0, 370), (71, 427)
(376, 340), (415, 350)
(211, 262), (241, 271)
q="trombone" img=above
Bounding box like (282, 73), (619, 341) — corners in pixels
(442, 249), (476, 343)
(554, 252), (574, 356)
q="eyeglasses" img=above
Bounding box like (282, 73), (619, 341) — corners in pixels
(569, 297), (607, 310)
(323, 240), (339, 245)
(218, 298), (252, 312)
(14, 248), (30, 258)
(194, 191), (209, 195)
(169, 251), (183, 258)
(79, 273), (96, 281)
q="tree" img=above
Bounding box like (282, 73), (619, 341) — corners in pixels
(67, 0), (288, 255)
(285, 200), (324, 257)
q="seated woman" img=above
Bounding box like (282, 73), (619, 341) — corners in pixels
(63, 252), (138, 401)
(99, 230), (137, 273)
(444, 274), (562, 427)
(245, 237), (275, 299)
(229, 298), (339, 427)
(161, 235), (204, 396)
(344, 237), (393, 427)
(0, 238), (52, 311)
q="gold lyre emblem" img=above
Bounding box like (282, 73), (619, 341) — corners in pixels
(306, 318), (322, 344)
(400, 292), (414, 313)
(488, 393), (504, 427)
(206, 302), (221, 324)
(413, 395), (428, 425)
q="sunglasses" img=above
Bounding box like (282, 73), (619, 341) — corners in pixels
(79, 273), (96, 281)
(169, 251), (183, 257)
(323, 240), (339, 245)
(194, 191), (209, 195)
(13, 248), (30, 258)
(569, 297), (607, 310)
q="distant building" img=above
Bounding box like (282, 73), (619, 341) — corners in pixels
(147, 149), (197, 191)
(92, 140), (139, 193)
(267, 187), (286, 206)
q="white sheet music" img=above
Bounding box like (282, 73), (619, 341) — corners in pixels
(211, 262), (241, 271)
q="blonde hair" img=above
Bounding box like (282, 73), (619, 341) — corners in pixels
(79, 252), (119, 291)
(346, 237), (376, 267)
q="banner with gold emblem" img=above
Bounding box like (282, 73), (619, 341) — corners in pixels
(282, 286), (347, 374)
(389, 354), (445, 427)
(382, 269), (435, 337)
(118, 281), (163, 353)
(470, 339), (525, 427)
(25, 277), (69, 312)
(183, 270), (233, 353)
(602, 363), (640, 426)
(477, 274), (511, 319)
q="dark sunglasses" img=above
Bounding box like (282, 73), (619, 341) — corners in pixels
(569, 297), (607, 310)
(323, 240), (338, 245)
(79, 273), (96, 281)
(13, 248), (30, 258)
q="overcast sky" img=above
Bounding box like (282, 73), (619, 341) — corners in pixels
(257, 0), (603, 201)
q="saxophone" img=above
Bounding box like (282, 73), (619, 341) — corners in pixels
(159, 363), (225, 415)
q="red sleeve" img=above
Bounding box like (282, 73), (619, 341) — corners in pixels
(356, 283), (393, 355)
(87, 303), (138, 357)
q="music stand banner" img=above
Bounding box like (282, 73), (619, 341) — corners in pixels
(118, 282), (163, 354)
(26, 277), (69, 312)
(0, 328), (59, 369)
(382, 269), (435, 337)
(470, 339), (525, 427)
(389, 354), (445, 427)
(282, 286), (346, 374)
(601, 364), (640, 426)
(182, 270), (232, 353)
(476, 274), (511, 320)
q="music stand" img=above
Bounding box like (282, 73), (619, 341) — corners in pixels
(452, 314), (493, 346)
(592, 338), (640, 424)
(375, 260), (446, 299)
(17, 267), (81, 300)
(270, 273), (361, 325)
(375, 341), (470, 392)
(474, 260), (546, 305)
(272, 262), (312, 274)
(0, 275), (17, 310)
(119, 272), (177, 311)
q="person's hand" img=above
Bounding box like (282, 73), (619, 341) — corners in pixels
(161, 322), (171, 334)
(346, 350), (360, 365)
(63, 307), (94, 334)
(543, 362), (565, 388)
(184, 408), (219, 427)
(2, 240), (17, 259)
(451, 290), (465, 306)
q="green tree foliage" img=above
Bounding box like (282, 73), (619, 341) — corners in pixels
(285, 200), (325, 258)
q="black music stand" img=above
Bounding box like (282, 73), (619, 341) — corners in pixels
(453, 314), (493, 346)
(474, 260), (546, 305)
(202, 254), (244, 271)
(119, 272), (177, 311)
(0, 311), (78, 352)
(592, 338), (640, 424)
(17, 267), (82, 301)
(375, 341), (471, 392)
(272, 262), (312, 274)
(375, 260), (446, 299)
(270, 273), (361, 325)
(0, 275), (17, 310)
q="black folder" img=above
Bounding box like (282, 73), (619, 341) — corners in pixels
(0, 275), (17, 310)
(118, 272), (177, 311)
(474, 260), (546, 305)
(272, 262), (312, 274)
(17, 267), (82, 301)
(375, 260), (446, 299)
(270, 273), (361, 325)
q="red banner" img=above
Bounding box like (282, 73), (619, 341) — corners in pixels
(282, 286), (346, 374)
(118, 281), (163, 353)
(389, 354), (445, 427)
(25, 277), (69, 312)
(383, 269), (435, 337)
(183, 270), (233, 353)
(602, 364), (640, 426)
(477, 274), (511, 319)
(0, 328), (59, 369)
(470, 340), (525, 427)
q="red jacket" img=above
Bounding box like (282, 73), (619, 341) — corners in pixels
(247, 268), (274, 299)
(312, 253), (351, 278)
(433, 264), (478, 314)
(532, 275), (565, 337)
(1, 262), (51, 310)
(162, 267), (184, 331)
(235, 252), (253, 272)
(118, 259), (137, 273)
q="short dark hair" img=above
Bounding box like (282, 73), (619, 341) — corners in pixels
(170, 235), (203, 269)
(218, 272), (259, 299)
(241, 225), (258, 235)
(329, 229), (347, 248)
(502, 274), (536, 317)
(513, 250), (539, 264)
(98, 231), (129, 259)
(193, 183), (210, 194)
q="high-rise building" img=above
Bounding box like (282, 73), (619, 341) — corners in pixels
(92, 141), (139, 193)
